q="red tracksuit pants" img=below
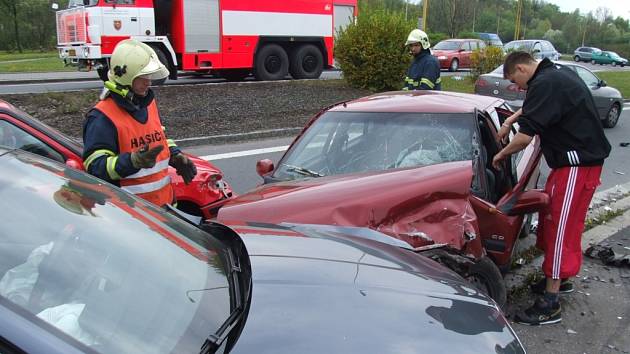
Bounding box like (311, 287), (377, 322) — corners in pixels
(536, 165), (602, 279)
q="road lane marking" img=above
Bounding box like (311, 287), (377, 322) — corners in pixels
(200, 145), (288, 161)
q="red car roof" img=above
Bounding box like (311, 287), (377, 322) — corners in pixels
(329, 90), (504, 114)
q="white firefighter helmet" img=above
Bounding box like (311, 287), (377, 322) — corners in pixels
(107, 39), (169, 87)
(405, 29), (431, 49)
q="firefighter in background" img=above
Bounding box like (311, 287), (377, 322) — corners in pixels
(82, 39), (196, 208)
(403, 29), (441, 91)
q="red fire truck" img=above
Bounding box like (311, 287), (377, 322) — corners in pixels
(55, 0), (357, 82)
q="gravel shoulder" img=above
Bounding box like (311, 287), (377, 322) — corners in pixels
(3, 79), (370, 143)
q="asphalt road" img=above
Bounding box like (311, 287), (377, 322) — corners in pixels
(513, 226), (630, 354)
(0, 69), (469, 94)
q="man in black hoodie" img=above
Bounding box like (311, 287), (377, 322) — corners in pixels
(493, 51), (611, 325)
(402, 29), (441, 90)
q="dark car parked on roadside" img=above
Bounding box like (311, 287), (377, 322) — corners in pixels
(432, 39), (487, 71)
(477, 33), (503, 48)
(503, 39), (559, 60)
(474, 61), (623, 128)
(573, 46), (601, 62)
(0, 147), (527, 354)
(214, 91), (548, 306)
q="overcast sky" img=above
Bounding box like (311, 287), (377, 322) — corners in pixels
(408, 1), (630, 20)
(547, 0), (630, 20)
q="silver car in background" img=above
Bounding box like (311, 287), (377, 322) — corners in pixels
(503, 40), (559, 61)
(474, 62), (623, 128)
(573, 46), (601, 62)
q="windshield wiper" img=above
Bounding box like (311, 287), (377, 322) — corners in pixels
(282, 163), (323, 177)
(200, 249), (247, 354)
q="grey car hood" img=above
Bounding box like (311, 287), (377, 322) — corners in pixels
(226, 223), (525, 354)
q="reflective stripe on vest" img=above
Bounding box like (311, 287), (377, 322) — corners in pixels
(122, 175), (171, 195)
(94, 97), (173, 206)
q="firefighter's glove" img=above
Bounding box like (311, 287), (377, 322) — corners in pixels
(170, 153), (197, 185)
(131, 144), (164, 169)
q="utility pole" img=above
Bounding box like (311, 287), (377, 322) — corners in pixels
(405, 0), (408, 21)
(581, 18), (588, 46)
(422, 0), (429, 31)
(514, 0), (523, 40)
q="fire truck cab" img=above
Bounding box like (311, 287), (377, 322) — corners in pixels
(56, 0), (357, 82)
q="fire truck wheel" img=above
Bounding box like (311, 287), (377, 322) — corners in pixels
(289, 44), (324, 79)
(254, 44), (289, 81)
(148, 44), (170, 85)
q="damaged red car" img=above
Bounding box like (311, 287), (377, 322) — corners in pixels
(217, 91), (546, 306)
(0, 99), (232, 219)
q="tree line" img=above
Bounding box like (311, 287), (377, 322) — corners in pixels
(1, 0), (629, 58)
(364, 0), (630, 57)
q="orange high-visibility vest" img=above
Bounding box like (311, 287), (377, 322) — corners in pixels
(94, 97), (173, 206)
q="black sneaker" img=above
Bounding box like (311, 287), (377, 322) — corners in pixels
(514, 297), (562, 325)
(530, 277), (574, 295)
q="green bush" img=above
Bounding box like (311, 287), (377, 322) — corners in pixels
(429, 32), (450, 46)
(470, 46), (505, 83)
(335, 9), (414, 92)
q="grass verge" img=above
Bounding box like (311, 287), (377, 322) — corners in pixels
(0, 50), (73, 73)
(442, 75), (475, 93)
(596, 71), (630, 99)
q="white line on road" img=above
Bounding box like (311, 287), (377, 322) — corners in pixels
(200, 145), (288, 161)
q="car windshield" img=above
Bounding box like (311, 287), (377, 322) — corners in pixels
(491, 64), (504, 75)
(273, 111), (475, 180)
(506, 41), (532, 51)
(0, 154), (237, 354)
(606, 51), (620, 58)
(433, 41), (461, 50)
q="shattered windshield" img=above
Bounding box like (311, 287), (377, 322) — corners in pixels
(273, 111), (475, 180)
(0, 157), (234, 354)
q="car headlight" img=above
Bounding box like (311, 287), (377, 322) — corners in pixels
(437, 56), (448, 60)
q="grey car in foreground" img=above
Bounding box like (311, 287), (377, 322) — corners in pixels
(474, 61), (623, 128)
(0, 148), (526, 353)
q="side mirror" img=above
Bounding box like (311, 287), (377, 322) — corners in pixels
(508, 189), (549, 216)
(598, 80), (607, 87)
(256, 159), (274, 177)
(532, 49), (541, 54)
(458, 48), (465, 52)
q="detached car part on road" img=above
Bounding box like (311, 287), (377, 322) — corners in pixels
(474, 62), (623, 128)
(0, 99), (232, 218)
(0, 147), (526, 354)
(216, 91), (548, 306)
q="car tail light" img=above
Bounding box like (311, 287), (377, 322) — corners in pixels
(507, 84), (525, 92)
(476, 78), (489, 87)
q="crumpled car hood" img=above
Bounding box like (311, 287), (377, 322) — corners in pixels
(218, 161), (475, 249)
(227, 223), (523, 354)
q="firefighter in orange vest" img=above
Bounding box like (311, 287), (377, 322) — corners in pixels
(82, 39), (196, 207)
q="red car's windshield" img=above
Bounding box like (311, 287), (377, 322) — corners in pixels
(433, 41), (462, 51)
(273, 112), (475, 180)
